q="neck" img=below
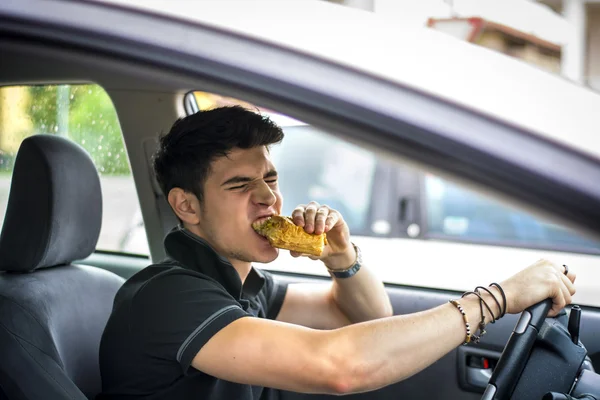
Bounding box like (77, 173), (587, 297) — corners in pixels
(183, 223), (253, 284)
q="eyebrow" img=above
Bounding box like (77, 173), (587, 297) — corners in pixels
(221, 169), (278, 187)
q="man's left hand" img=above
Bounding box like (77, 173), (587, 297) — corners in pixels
(290, 201), (355, 270)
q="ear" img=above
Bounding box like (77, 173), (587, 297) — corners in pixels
(167, 188), (201, 225)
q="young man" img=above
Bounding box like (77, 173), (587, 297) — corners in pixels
(98, 106), (577, 399)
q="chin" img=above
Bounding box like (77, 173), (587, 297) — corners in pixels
(254, 247), (279, 264)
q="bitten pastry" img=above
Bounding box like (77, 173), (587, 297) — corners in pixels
(252, 215), (327, 256)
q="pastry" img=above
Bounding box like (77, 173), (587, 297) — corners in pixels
(252, 215), (327, 256)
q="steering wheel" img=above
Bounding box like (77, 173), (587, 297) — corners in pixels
(483, 299), (553, 400)
(483, 299), (592, 400)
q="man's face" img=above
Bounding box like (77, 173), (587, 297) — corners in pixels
(195, 146), (282, 265)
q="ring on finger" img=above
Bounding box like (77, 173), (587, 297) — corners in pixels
(563, 264), (569, 276)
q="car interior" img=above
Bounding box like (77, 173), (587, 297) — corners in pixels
(1, 2), (600, 399)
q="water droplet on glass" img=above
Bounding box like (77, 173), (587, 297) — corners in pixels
(81, 139), (86, 145)
(98, 145), (103, 150)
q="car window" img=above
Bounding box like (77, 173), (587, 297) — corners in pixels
(0, 84), (148, 256)
(187, 91), (600, 307)
(424, 175), (600, 253)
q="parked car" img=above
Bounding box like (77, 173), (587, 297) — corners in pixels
(1, 0), (599, 399)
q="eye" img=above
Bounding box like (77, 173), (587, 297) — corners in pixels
(265, 179), (278, 185)
(228, 184), (248, 190)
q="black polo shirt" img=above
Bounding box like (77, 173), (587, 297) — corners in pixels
(98, 226), (288, 400)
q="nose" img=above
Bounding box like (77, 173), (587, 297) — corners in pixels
(251, 180), (277, 207)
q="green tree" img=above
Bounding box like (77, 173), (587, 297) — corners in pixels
(67, 85), (130, 175)
(20, 84), (130, 175)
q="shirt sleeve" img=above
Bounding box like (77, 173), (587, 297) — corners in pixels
(260, 270), (288, 320)
(132, 273), (249, 374)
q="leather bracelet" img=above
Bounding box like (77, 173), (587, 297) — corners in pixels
(327, 243), (361, 279)
(463, 291), (496, 323)
(489, 283), (507, 318)
(475, 286), (502, 322)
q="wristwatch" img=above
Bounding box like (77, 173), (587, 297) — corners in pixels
(327, 243), (362, 279)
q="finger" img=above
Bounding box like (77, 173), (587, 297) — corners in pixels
(549, 284), (567, 317)
(559, 276), (573, 307)
(303, 201), (319, 233)
(553, 262), (576, 284)
(549, 273), (568, 317)
(563, 265), (577, 284)
(290, 250), (315, 259)
(323, 212), (340, 233)
(560, 272), (577, 297)
(548, 260), (564, 275)
(291, 205), (306, 227)
(549, 261), (577, 286)
(313, 205), (330, 235)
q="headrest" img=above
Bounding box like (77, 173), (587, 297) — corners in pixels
(0, 135), (102, 272)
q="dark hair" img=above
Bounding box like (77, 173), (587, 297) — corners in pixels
(153, 105), (284, 203)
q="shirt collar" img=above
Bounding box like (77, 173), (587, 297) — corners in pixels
(163, 225), (265, 300)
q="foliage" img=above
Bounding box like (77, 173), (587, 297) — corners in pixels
(66, 85), (130, 175)
(2, 84), (131, 175)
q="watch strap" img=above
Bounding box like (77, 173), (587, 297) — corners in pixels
(327, 243), (361, 279)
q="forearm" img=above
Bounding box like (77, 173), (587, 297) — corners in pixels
(326, 290), (499, 394)
(323, 243), (392, 323)
(330, 263), (393, 323)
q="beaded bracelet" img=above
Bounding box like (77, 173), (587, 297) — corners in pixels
(449, 300), (471, 345)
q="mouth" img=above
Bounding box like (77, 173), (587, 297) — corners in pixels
(253, 228), (270, 242)
(252, 214), (275, 230)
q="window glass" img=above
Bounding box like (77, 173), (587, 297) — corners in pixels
(424, 175), (600, 252)
(269, 126), (376, 234)
(0, 84), (148, 255)
(187, 91), (600, 307)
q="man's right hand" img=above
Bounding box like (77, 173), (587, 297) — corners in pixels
(500, 259), (576, 317)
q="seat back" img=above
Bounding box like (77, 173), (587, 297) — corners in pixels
(0, 135), (124, 399)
